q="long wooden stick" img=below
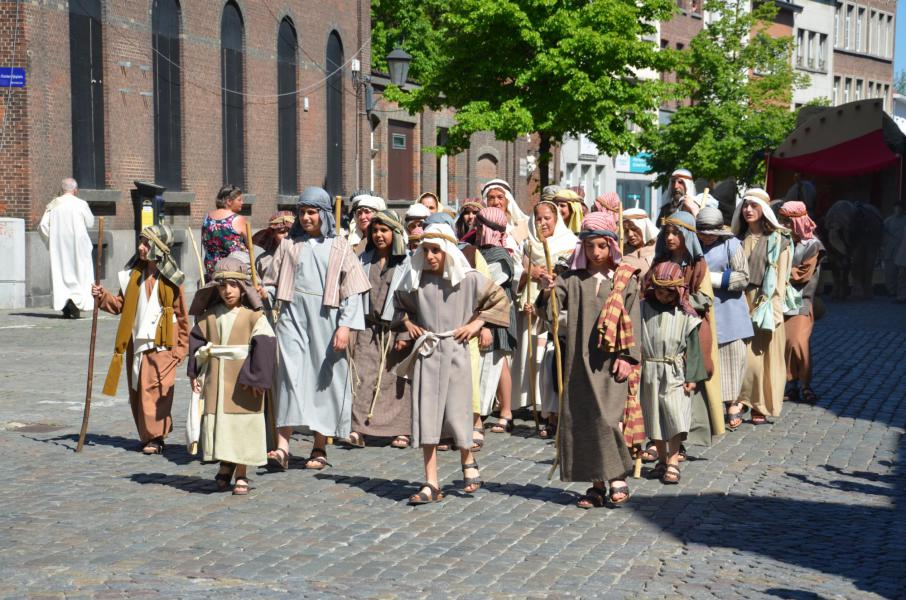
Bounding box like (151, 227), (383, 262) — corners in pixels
(185, 226), (204, 286)
(542, 236), (565, 480)
(334, 195), (343, 237)
(244, 222), (259, 287)
(526, 244), (540, 432)
(77, 217), (105, 452)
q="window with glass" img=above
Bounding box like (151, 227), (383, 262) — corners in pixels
(69, 0), (105, 189)
(152, 0), (181, 191)
(221, 1), (245, 188)
(818, 34), (827, 71)
(277, 17), (298, 195)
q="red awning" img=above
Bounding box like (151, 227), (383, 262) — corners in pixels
(769, 129), (898, 177)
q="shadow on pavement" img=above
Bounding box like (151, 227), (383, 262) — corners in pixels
(764, 589), (826, 600)
(30, 432), (200, 466)
(128, 472), (220, 494)
(627, 487), (902, 599)
(7, 312), (67, 320)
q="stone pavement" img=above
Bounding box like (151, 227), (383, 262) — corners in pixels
(0, 300), (903, 599)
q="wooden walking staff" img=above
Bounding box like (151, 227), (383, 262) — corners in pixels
(542, 234), (566, 480)
(77, 217), (105, 453)
(185, 226), (204, 287)
(525, 245), (540, 432)
(327, 195), (345, 446)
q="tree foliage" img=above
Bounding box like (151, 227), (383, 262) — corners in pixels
(378, 0), (678, 182)
(895, 69), (906, 96)
(644, 0), (807, 187)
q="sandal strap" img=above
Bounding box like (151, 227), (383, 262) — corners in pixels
(461, 461), (479, 471)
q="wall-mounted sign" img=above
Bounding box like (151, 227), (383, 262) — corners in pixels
(0, 68), (25, 88)
(616, 152), (652, 174)
(579, 135), (599, 158)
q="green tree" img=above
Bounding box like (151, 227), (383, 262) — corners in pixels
(644, 0), (807, 188)
(380, 0), (679, 188)
(371, 0), (444, 82)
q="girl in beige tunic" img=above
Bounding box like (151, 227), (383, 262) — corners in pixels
(188, 258), (276, 496)
(731, 189), (793, 423)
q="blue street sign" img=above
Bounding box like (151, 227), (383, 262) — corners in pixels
(629, 152), (651, 174)
(0, 68), (26, 88)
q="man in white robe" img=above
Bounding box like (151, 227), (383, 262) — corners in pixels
(38, 178), (95, 318)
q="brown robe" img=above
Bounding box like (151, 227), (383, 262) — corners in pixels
(98, 275), (190, 443)
(784, 247), (821, 385)
(538, 269), (640, 482)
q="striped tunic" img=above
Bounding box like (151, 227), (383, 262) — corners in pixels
(640, 300), (706, 441)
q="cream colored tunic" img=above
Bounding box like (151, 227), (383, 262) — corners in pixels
(738, 234), (792, 417)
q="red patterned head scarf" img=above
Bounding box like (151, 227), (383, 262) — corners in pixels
(778, 201), (817, 240)
(570, 211), (622, 269)
(476, 206), (510, 250)
(594, 192), (622, 217)
(646, 261), (696, 316)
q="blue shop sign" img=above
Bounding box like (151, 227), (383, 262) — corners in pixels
(629, 152), (651, 174)
(0, 68), (26, 88)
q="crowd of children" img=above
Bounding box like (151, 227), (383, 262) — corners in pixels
(91, 173), (824, 506)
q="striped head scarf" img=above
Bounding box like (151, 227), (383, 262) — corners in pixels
(595, 191), (622, 218)
(778, 201), (817, 240)
(189, 256), (263, 315)
(476, 206), (509, 249)
(131, 224), (185, 286)
(571, 211), (622, 270)
(367, 209), (408, 256)
(646, 260), (696, 316)
(456, 200), (484, 242)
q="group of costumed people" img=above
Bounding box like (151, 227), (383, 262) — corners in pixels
(86, 169), (824, 507)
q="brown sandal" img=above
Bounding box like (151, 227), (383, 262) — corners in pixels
(346, 432), (365, 448)
(461, 461), (482, 493)
(141, 438), (165, 455)
(304, 448), (330, 470)
(661, 464), (681, 485)
(232, 477), (250, 496)
(577, 486), (606, 509)
(408, 482), (444, 505)
(267, 448), (289, 471)
(215, 463), (236, 491)
(391, 435), (410, 449)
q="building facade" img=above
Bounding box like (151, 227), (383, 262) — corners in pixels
(830, 0), (896, 110)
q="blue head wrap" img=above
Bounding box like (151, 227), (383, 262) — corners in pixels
(293, 186), (336, 238)
(424, 212), (456, 229)
(654, 210), (703, 263)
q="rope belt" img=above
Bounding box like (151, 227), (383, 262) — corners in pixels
(392, 330), (458, 379)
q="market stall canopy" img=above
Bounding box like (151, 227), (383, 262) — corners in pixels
(769, 99), (905, 177)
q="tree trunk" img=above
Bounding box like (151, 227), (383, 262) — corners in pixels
(538, 134), (551, 190)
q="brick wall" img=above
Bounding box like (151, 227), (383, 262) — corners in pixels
(10, 0), (370, 230)
(0, 1), (29, 221)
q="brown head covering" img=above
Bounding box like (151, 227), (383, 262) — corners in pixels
(189, 256), (262, 315)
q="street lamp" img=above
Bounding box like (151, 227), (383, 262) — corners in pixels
(386, 47), (412, 87)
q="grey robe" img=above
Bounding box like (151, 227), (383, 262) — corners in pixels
(537, 270), (640, 482)
(274, 237), (365, 438)
(394, 271), (510, 448)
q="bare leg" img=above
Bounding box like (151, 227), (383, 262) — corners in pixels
(490, 360), (514, 433)
(275, 426), (292, 454)
(423, 444), (439, 488)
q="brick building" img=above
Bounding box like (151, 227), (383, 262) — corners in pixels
(0, 0), (538, 306)
(831, 0), (896, 110)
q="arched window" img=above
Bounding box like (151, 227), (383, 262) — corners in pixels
(325, 31), (344, 197)
(221, 1), (245, 188)
(476, 153), (499, 188)
(152, 0), (181, 191)
(69, 0), (105, 189)
(277, 18), (298, 195)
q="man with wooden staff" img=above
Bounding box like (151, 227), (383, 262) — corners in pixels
(92, 224), (190, 455)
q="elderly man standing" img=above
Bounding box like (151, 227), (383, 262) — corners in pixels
(38, 178), (95, 319)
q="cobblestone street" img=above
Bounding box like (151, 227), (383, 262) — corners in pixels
(0, 300), (903, 599)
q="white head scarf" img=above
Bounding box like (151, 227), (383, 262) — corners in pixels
(525, 200), (577, 265)
(660, 168), (698, 208)
(622, 208), (659, 245)
(405, 203), (432, 221)
(407, 223), (475, 288)
(349, 194), (387, 244)
(481, 179), (530, 227)
(731, 187), (788, 236)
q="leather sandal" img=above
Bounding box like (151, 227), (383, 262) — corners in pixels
(215, 463), (236, 491)
(408, 482), (444, 505)
(490, 418), (514, 434)
(391, 435), (410, 449)
(267, 448), (289, 471)
(304, 448), (330, 470)
(470, 428), (485, 452)
(461, 461), (482, 493)
(346, 432), (365, 448)
(608, 481), (631, 505)
(232, 477), (250, 496)
(577, 486), (606, 509)
(661, 464), (681, 485)
(141, 438), (165, 455)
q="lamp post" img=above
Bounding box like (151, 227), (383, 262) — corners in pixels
(386, 47), (413, 87)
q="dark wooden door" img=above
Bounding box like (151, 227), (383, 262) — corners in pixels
(388, 121), (415, 201)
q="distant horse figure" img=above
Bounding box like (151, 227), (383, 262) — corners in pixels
(822, 200), (884, 300)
